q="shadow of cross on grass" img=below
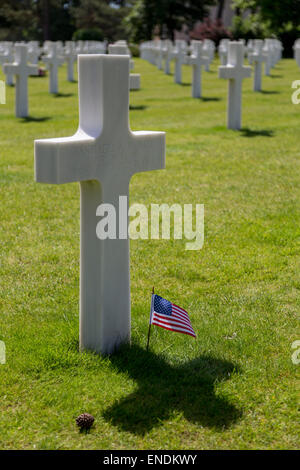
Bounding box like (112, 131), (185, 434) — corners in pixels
(103, 344), (242, 435)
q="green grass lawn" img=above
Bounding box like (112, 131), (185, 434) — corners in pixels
(0, 57), (299, 450)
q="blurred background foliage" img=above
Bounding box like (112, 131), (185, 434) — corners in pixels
(0, 0), (299, 55)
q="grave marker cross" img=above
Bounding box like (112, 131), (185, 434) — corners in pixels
(42, 42), (64, 94)
(65, 41), (77, 82)
(34, 55), (165, 355)
(0, 43), (14, 86)
(188, 41), (210, 98)
(219, 42), (251, 130)
(248, 39), (266, 91)
(162, 40), (173, 75)
(172, 41), (187, 84)
(3, 44), (38, 117)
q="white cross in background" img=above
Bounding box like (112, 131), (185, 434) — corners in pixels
(219, 41), (251, 130)
(3, 44), (38, 117)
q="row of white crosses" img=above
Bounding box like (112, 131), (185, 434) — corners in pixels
(35, 54), (165, 354)
(41, 39), (138, 93)
(43, 40), (107, 89)
(141, 38), (215, 81)
(41, 40), (106, 93)
(219, 38), (283, 75)
(0, 39), (107, 89)
(140, 38), (212, 97)
(247, 38), (283, 76)
(0, 39), (133, 118)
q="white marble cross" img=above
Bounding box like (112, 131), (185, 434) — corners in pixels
(203, 39), (215, 72)
(42, 42), (64, 94)
(263, 39), (273, 76)
(155, 40), (163, 70)
(188, 41), (210, 98)
(0, 43), (14, 86)
(108, 43), (134, 70)
(28, 41), (40, 65)
(108, 44), (139, 90)
(172, 40), (187, 84)
(218, 39), (229, 65)
(248, 39), (266, 91)
(3, 44), (38, 117)
(219, 42), (251, 130)
(34, 55), (165, 355)
(162, 40), (173, 75)
(76, 41), (85, 55)
(64, 41), (77, 82)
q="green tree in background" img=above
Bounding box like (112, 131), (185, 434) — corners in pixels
(0, 0), (299, 48)
(0, 0), (39, 40)
(70, 0), (130, 42)
(232, 0), (300, 31)
(0, 0), (75, 41)
(231, 0), (300, 55)
(0, 0), (129, 42)
(124, 0), (216, 43)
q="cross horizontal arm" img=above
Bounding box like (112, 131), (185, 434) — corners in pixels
(3, 63), (38, 76)
(129, 131), (166, 176)
(43, 56), (64, 65)
(35, 132), (96, 184)
(248, 52), (266, 63)
(3, 64), (18, 75)
(219, 65), (251, 80)
(188, 54), (209, 66)
(27, 65), (38, 75)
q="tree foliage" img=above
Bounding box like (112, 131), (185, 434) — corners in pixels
(231, 0), (300, 56)
(0, 0), (39, 40)
(0, 0), (75, 41)
(70, 0), (130, 42)
(232, 0), (300, 30)
(124, 0), (216, 42)
(0, 0), (129, 42)
(190, 18), (232, 43)
(0, 0), (299, 46)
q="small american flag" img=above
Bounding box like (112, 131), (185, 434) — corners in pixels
(150, 294), (196, 338)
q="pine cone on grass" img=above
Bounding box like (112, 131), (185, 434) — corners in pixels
(76, 413), (95, 430)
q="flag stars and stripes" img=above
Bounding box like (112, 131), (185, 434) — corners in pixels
(150, 294), (196, 338)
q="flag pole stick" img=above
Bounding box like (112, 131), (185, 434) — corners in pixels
(146, 286), (154, 351)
